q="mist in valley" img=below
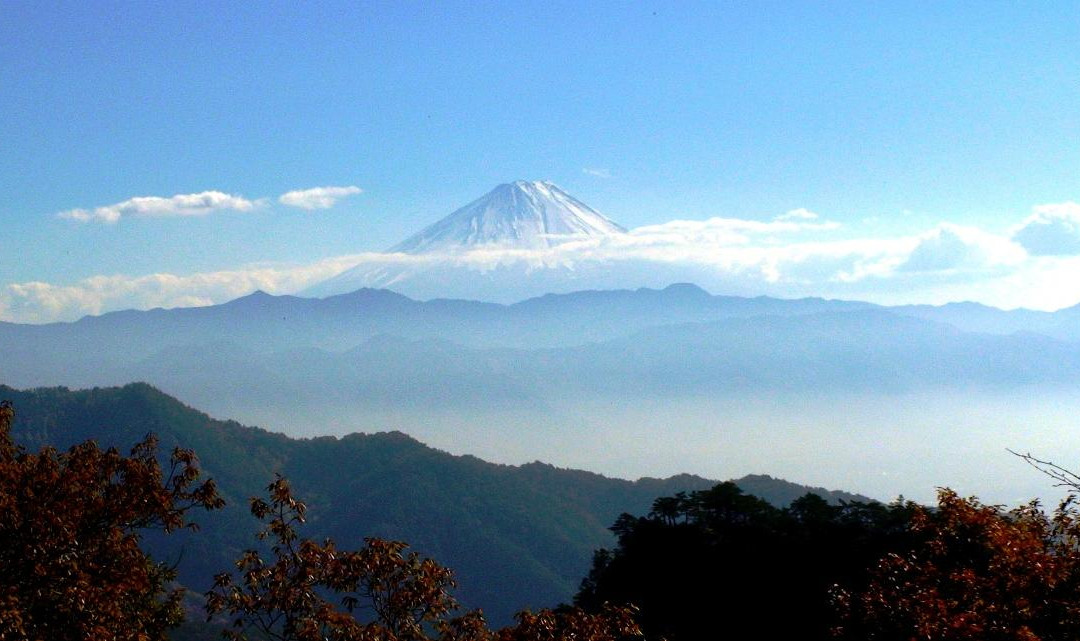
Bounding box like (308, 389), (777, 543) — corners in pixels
(169, 385), (1076, 507)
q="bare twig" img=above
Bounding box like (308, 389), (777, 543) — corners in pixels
(1009, 449), (1080, 493)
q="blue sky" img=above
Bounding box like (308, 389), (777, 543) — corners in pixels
(3, 2), (1080, 321)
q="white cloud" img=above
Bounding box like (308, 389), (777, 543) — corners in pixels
(0, 255), (372, 323)
(775, 208), (819, 221)
(15, 204), (1080, 323)
(0, 207), (946, 322)
(974, 255), (1080, 310)
(337, 217), (1034, 303)
(1011, 202), (1080, 256)
(278, 185), (362, 210)
(629, 214), (840, 241)
(582, 168), (612, 178)
(59, 191), (259, 223)
(898, 224), (1026, 273)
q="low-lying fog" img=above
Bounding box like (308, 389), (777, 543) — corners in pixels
(185, 388), (1079, 507)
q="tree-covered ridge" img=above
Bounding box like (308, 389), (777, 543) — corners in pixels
(1, 382), (867, 624)
(10, 382), (1076, 639)
(575, 482), (919, 641)
(0, 383), (781, 624)
(0, 396), (642, 641)
(577, 482), (1080, 640)
(206, 475), (643, 641)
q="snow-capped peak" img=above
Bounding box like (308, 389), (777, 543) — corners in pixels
(389, 180), (626, 254)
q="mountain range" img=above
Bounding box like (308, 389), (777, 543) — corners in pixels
(5, 282), (1080, 503)
(6, 182), (1080, 504)
(5, 282), (1080, 390)
(5, 283), (1080, 437)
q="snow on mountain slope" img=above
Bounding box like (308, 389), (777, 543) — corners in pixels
(307, 181), (629, 299)
(391, 180), (625, 254)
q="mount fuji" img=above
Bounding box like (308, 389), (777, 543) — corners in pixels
(392, 180), (625, 253)
(309, 181), (635, 300)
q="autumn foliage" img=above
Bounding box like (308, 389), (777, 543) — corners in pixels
(0, 397), (637, 641)
(207, 476), (642, 641)
(22, 384), (1080, 641)
(0, 400), (224, 640)
(832, 488), (1080, 641)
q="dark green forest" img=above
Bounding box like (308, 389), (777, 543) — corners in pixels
(576, 483), (918, 640)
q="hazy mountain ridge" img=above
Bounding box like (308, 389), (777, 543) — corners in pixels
(6, 283), (1079, 382)
(6, 285), (1080, 440)
(0, 382), (865, 623)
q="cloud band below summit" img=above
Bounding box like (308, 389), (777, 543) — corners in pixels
(7, 209), (1080, 323)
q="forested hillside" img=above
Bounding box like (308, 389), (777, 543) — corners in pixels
(2, 383), (864, 624)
